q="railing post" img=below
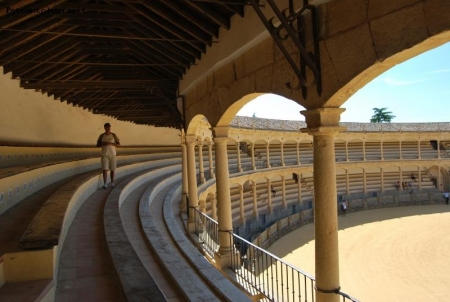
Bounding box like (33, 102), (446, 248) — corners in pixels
(185, 135), (199, 233)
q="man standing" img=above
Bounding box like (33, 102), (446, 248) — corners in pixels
(97, 123), (120, 189)
(444, 192), (449, 205)
(341, 201), (347, 216)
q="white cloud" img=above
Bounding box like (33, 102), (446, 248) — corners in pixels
(425, 68), (450, 75)
(383, 76), (427, 86)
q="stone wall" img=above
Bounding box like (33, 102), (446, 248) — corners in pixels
(247, 191), (444, 249)
(230, 116), (450, 132)
(0, 69), (180, 146)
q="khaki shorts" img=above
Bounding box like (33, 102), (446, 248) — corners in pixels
(101, 155), (117, 171)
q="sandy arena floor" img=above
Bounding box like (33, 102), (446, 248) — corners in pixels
(267, 205), (450, 302)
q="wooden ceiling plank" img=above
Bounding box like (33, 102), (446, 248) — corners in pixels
(0, 9), (62, 48)
(156, 0), (219, 38)
(69, 96), (158, 101)
(134, 1), (211, 51)
(59, 3), (139, 14)
(22, 53), (91, 80)
(55, 73), (104, 101)
(0, 0), (37, 17)
(132, 14), (205, 58)
(51, 12), (136, 22)
(79, 94), (124, 108)
(110, 46), (183, 79)
(8, 40), (80, 77)
(104, 37), (187, 80)
(62, 19), (135, 29)
(0, 23), (79, 59)
(0, 0), (66, 27)
(22, 79), (178, 89)
(123, 19), (197, 64)
(87, 91), (124, 108)
(180, 0), (231, 30)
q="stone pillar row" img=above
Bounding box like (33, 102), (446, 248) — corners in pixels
(182, 114), (440, 301)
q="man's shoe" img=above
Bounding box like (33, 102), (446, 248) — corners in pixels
(111, 182), (116, 188)
(103, 184), (108, 189)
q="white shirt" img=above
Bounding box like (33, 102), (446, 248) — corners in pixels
(101, 133), (117, 156)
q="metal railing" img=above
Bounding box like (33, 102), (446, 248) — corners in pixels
(194, 210), (219, 258)
(194, 208), (359, 302)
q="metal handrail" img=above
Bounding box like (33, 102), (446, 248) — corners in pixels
(194, 208), (359, 302)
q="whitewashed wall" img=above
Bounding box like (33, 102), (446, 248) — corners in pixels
(0, 68), (180, 146)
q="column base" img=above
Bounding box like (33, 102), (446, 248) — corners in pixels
(214, 250), (232, 269)
(186, 219), (196, 234)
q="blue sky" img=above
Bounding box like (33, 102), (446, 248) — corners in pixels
(237, 42), (450, 123)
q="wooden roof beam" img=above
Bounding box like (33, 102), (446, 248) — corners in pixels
(21, 80), (178, 89)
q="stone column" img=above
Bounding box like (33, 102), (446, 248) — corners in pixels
(346, 170), (350, 195)
(185, 135), (199, 232)
(381, 141), (384, 160)
(251, 143), (256, 170)
(266, 143), (271, 168)
(199, 199), (206, 213)
(438, 165), (442, 191)
(438, 140), (441, 159)
(198, 142), (205, 183)
(236, 142), (243, 172)
(363, 169), (367, 194)
(418, 167), (422, 191)
(208, 142), (215, 178)
(181, 137), (189, 214)
(301, 108), (345, 302)
(213, 127), (233, 268)
(297, 174), (302, 204)
(381, 168), (384, 193)
(239, 185), (244, 224)
(418, 140), (421, 159)
(281, 143), (285, 166)
(399, 168), (403, 190)
(282, 176), (286, 208)
(296, 143), (300, 165)
(363, 141), (366, 161)
(252, 181), (258, 217)
(267, 179), (272, 212)
(345, 141), (349, 162)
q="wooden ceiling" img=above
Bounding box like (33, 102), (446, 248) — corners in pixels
(0, 0), (249, 128)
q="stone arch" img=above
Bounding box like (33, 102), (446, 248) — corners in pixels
(183, 1), (450, 126)
(185, 114), (213, 141)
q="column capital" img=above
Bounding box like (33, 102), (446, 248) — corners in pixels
(300, 108), (346, 135)
(213, 126), (230, 138)
(185, 134), (197, 145)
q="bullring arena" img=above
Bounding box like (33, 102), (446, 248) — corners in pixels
(269, 205), (450, 302)
(1, 111), (450, 301)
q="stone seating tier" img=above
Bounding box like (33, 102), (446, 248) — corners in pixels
(0, 148), (183, 301)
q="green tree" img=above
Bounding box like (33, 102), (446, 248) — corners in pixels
(370, 108), (396, 123)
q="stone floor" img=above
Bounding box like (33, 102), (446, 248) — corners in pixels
(55, 183), (124, 302)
